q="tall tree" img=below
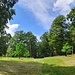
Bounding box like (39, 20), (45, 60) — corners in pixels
(0, 0), (18, 34)
(7, 31), (37, 58)
(26, 32), (37, 58)
(0, 33), (11, 56)
(48, 15), (67, 55)
(67, 7), (75, 53)
(7, 30), (26, 57)
(0, 0), (18, 35)
(37, 42), (43, 57)
(40, 32), (50, 57)
(0, 0), (18, 56)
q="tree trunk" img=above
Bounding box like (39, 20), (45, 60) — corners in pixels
(65, 52), (67, 56)
(30, 43), (32, 57)
(19, 54), (20, 59)
(72, 47), (73, 55)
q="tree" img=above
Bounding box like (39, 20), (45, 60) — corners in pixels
(7, 30), (37, 58)
(67, 7), (75, 53)
(0, 33), (11, 56)
(26, 32), (37, 58)
(0, 0), (18, 56)
(7, 30), (26, 57)
(0, 0), (18, 34)
(16, 42), (24, 59)
(62, 42), (72, 56)
(40, 32), (50, 57)
(48, 15), (67, 55)
(37, 42), (43, 57)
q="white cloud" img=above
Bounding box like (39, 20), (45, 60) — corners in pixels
(53, 0), (75, 15)
(35, 35), (41, 42)
(18, 0), (55, 30)
(6, 22), (19, 36)
(37, 36), (41, 41)
(18, 0), (75, 30)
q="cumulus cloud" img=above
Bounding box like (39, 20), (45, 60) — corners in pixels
(6, 22), (19, 36)
(53, 0), (75, 15)
(18, 0), (55, 30)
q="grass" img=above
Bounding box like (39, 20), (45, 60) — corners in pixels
(0, 55), (75, 75)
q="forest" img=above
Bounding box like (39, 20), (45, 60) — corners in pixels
(0, 0), (75, 58)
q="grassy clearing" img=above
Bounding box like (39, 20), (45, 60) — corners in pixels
(0, 55), (75, 75)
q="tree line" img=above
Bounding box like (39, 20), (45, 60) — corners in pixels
(0, 0), (75, 58)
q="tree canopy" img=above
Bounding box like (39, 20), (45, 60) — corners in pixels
(0, 0), (18, 34)
(48, 15), (67, 55)
(0, 0), (18, 56)
(1, 6), (75, 57)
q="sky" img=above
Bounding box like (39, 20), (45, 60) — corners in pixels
(6, 0), (75, 41)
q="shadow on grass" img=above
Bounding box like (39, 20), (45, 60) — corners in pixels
(0, 60), (75, 75)
(42, 64), (75, 75)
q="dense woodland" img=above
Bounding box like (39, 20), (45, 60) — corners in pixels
(0, 0), (75, 58)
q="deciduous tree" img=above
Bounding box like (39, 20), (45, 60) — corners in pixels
(16, 42), (24, 59)
(0, 0), (18, 34)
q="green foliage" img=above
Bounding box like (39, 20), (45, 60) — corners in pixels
(0, 33), (11, 56)
(25, 32), (37, 58)
(7, 30), (37, 58)
(0, 0), (18, 34)
(37, 42), (43, 57)
(39, 32), (50, 57)
(48, 15), (67, 55)
(7, 30), (26, 57)
(62, 42), (72, 53)
(16, 42), (25, 58)
(67, 7), (75, 53)
(24, 50), (29, 57)
(7, 46), (14, 57)
(0, 0), (18, 56)
(6, 7), (75, 58)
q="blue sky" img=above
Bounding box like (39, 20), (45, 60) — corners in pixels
(6, 0), (75, 41)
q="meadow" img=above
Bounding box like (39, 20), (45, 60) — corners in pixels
(0, 55), (75, 75)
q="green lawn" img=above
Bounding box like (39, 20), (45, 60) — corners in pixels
(0, 55), (75, 75)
